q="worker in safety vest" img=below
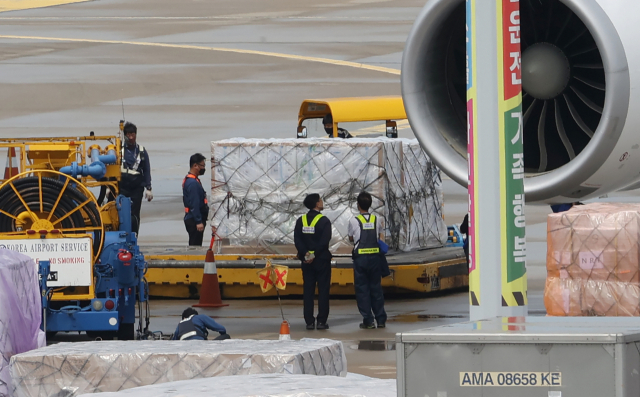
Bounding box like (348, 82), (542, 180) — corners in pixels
(183, 153), (209, 246)
(119, 122), (152, 235)
(348, 191), (387, 329)
(294, 193), (332, 330)
(171, 308), (228, 340)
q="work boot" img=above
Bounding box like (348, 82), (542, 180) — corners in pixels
(316, 323), (329, 330)
(377, 323), (386, 328)
(359, 323), (375, 329)
(306, 323), (315, 330)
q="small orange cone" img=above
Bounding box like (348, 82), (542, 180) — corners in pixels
(194, 235), (229, 308)
(3, 147), (19, 179)
(279, 320), (291, 340)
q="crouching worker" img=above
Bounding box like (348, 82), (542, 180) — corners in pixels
(171, 308), (229, 340)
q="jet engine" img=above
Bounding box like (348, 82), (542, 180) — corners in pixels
(402, 0), (640, 202)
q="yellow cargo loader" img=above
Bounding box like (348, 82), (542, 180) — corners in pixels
(142, 241), (467, 299)
(146, 95), (468, 299)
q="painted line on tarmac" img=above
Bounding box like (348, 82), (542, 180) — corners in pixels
(0, 34), (401, 75)
(0, 0), (89, 13)
(0, 16), (413, 21)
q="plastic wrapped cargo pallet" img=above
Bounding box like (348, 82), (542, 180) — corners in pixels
(0, 249), (46, 397)
(77, 373), (396, 397)
(10, 339), (346, 397)
(210, 138), (446, 253)
(545, 203), (640, 316)
(396, 139), (445, 251)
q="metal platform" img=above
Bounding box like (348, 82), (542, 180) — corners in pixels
(397, 317), (640, 397)
(142, 245), (468, 299)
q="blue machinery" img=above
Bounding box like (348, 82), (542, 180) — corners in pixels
(38, 195), (149, 340)
(446, 225), (465, 248)
(0, 135), (150, 340)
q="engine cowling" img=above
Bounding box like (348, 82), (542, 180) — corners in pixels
(402, 0), (640, 202)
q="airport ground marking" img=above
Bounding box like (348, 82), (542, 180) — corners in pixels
(0, 34), (401, 75)
(0, 0), (89, 13)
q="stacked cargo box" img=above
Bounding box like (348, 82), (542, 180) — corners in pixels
(545, 203), (640, 316)
(209, 138), (446, 254)
(10, 339), (347, 397)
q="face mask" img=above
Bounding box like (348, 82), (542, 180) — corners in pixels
(199, 168), (206, 176)
(324, 126), (333, 135)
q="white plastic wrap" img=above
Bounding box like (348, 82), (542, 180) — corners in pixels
(78, 373), (396, 397)
(210, 138), (446, 253)
(10, 339), (346, 397)
(0, 249), (46, 397)
(395, 139), (446, 250)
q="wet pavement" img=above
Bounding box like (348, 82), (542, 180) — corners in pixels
(49, 291), (547, 378)
(2, 0), (635, 384)
(0, 0), (423, 245)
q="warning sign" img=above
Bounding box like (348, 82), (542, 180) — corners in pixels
(0, 238), (92, 287)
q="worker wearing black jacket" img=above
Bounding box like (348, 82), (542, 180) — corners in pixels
(119, 122), (152, 235)
(183, 153), (209, 246)
(294, 193), (332, 330)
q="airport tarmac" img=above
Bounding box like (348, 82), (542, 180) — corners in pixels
(3, 0), (638, 383)
(50, 292), (548, 379)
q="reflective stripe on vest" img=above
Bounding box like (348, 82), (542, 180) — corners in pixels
(183, 173), (208, 212)
(177, 315), (205, 340)
(302, 214), (323, 234)
(121, 144), (145, 175)
(355, 214), (379, 255)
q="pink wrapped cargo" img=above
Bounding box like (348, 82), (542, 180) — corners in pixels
(545, 203), (640, 316)
(0, 250), (46, 396)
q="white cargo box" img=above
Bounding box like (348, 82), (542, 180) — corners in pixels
(77, 373), (396, 397)
(396, 317), (640, 397)
(210, 138), (446, 254)
(10, 338), (347, 397)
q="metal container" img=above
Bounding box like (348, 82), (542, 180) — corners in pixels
(396, 317), (640, 397)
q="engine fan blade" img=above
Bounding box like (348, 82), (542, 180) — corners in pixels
(563, 93), (594, 138)
(570, 85), (603, 113)
(537, 101), (549, 172)
(554, 98), (576, 160)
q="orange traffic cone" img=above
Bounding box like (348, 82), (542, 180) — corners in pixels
(194, 235), (229, 308)
(3, 147), (19, 179)
(279, 320), (291, 340)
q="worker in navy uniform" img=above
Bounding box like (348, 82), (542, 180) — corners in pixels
(119, 122), (152, 235)
(348, 191), (387, 329)
(323, 114), (352, 138)
(171, 308), (229, 340)
(460, 214), (469, 265)
(294, 193), (332, 330)
(183, 153), (209, 246)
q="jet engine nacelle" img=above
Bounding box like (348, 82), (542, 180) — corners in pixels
(402, 0), (640, 202)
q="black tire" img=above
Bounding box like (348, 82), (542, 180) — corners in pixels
(117, 323), (135, 340)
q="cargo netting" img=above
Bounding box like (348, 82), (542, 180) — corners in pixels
(209, 138), (446, 254)
(545, 203), (640, 316)
(10, 339), (346, 397)
(76, 373), (396, 397)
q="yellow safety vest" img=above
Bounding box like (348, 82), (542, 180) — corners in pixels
(356, 214), (379, 255)
(302, 213), (324, 234)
